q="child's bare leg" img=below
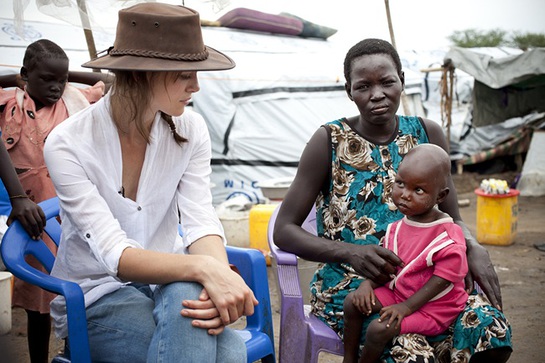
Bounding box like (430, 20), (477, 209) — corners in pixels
(343, 292), (383, 363)
(343, 292), (363, 363)
(26, 310), (51, 363)
(359, 318), (400, 363)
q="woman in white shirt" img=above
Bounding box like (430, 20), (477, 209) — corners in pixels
(43, 3), (257, 362)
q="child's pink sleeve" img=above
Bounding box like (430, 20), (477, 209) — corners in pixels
(0, 87), (16, 107)
(77, 81), (105, 104)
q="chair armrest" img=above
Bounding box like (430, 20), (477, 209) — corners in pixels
(1, 197), (92, 363)
(40, 197), (62, 245)
(268, 242), (298, 266)
(225, 246), (274, 339)
(266, 204), (298, 266)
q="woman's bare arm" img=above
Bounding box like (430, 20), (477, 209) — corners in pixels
(274, 126), (402, 284)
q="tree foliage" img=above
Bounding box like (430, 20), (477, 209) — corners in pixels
(448, 28), (545, 50)
(511, 32), (545, 50)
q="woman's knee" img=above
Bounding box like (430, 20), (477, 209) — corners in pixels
(217, 328), (247, 363)
(157, 281), (203, 300)
(152, 281), (204, 327)
(153, 281), (202, 312)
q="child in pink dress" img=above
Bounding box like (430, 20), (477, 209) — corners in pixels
(0, 39), (107, 362)
(342, 144), (469, 363)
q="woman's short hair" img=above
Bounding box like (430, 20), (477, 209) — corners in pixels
(343, 38), (402, 84)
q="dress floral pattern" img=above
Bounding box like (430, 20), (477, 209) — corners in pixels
(311, 117), (512, 362)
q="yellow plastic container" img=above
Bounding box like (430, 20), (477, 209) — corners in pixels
(475, 188), (519, 246)
(249, 204), (277, 265)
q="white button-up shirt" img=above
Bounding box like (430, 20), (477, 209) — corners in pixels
(44, 94), (225, 337)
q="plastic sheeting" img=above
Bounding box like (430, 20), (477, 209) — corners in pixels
(444, 47), (545, 89)
(451, 112), (545, 158)
(193, 27), (425, 204)
(444, 47), (545, 165)
(0, 14), (426, 205)
(518, 130), (545, 196)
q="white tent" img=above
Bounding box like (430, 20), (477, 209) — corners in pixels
(0, 14), (426, 205)
(194, 27), (426, 204)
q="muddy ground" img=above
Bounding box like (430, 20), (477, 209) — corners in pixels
(0, 171), (543, 363)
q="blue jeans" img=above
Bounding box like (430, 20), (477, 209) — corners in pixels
(85, 282), (246, 362)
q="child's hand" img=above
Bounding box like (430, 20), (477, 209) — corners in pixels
(378, 303), (411, 329)
(7, 197), (46, 240)
(352, 279), (376, 315)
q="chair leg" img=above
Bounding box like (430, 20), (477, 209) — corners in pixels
(261, 354), (276, 363)
(308, 348), (321, 363)
(278, 319), (311, 363)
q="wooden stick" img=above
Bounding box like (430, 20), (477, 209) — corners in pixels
(76, 0), (99, 72)
(384, 0), (411, 115)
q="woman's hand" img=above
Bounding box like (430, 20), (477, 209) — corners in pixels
(348, 245), (403, 285)
(465, 239), (503, 309)
(194, 261), (258, 330)
(181, 288), (225, 335)
(7, 197), (46, 240)
(187, 236), (259, 329)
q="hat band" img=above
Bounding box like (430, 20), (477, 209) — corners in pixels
(109, 47), (209, 61)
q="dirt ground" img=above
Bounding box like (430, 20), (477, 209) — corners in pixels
(0, 171), (543, 363)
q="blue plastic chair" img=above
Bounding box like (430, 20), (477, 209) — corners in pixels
(1, 197), (275, 363)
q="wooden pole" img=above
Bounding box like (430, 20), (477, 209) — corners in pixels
(76, 0), (99, 72)
(384, 0), (410, 115)
(384, 0), (397, 49)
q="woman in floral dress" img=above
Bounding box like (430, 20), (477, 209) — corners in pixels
(273, 38), (512, 363)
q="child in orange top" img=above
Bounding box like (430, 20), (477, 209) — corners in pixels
(0, 38), (109, 363)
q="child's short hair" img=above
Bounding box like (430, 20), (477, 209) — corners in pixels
(23, 39), (68, 72)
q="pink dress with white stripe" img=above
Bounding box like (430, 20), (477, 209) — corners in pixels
(374, 217), (468, 335)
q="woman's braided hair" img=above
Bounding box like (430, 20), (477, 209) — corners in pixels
(162, 112), (187, 144)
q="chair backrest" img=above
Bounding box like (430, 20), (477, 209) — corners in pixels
(1, 197), (91, 363)
(1, 197), (275, 363)
(267, 202), (344, 362)
(267, 202), (317, 265)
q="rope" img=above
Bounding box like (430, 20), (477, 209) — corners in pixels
(109, 48), (209, 61)
(440, 60), (455, 153)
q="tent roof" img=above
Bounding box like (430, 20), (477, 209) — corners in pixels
(444, 46), (545, 89)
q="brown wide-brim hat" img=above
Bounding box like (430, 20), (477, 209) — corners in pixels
(83, 3), (235, 72)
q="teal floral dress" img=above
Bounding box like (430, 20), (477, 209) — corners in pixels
(311, 117), (512, 362)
